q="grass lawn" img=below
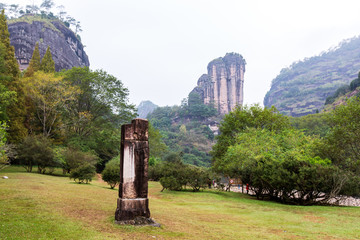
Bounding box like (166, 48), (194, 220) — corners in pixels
(0, 166), (359, 240)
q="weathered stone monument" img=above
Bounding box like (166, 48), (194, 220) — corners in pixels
(115, 119), (158, 226)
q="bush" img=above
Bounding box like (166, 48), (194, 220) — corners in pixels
(160, 176), (183, 191)
(101, 156), (120, 189)
(17, 135), (56, 173)
(156, 153), (211, 192)
(63, 148), (97, 173)
(70, 163), (96, 184)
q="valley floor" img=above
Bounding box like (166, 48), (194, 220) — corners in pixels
(0, 166), (359, 240)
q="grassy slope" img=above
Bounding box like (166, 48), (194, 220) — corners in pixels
(0, 166), (359, 240)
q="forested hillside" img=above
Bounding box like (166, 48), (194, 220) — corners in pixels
(147, 92), (219, 167)
(264, 36), (360, 116)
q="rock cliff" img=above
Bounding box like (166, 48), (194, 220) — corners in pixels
(191, 53), (246, 115)
(8, 16), (89, 71)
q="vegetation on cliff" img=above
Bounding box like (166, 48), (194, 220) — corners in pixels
(264, 36), (360, 116)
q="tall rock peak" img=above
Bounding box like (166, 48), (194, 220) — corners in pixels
(192, 53), (246, 115)
(8, 16), (89, 71)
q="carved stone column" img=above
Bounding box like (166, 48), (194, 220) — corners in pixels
(115, 119), (157, 225)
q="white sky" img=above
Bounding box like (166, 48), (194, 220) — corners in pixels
(3, 0), (360, 107)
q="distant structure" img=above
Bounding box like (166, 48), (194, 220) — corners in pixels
(191, 53), (246, 115)
(115, 119), (159, 226)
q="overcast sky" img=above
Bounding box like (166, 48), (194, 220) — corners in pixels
(3, 0), (360, 107)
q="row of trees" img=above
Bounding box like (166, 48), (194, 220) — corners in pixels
(211, 103), (360, 205)
(0, 11), (136, 179)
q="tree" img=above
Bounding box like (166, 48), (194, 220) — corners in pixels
(40, 0), (54, 13)
(24, 42), (41, 77)
(0, 10), (26, 143)
(70, 163), (96, 184)
(40, 46), (55, 73)
(62, 148), (97, 176)
(323, 97), (360, 174)
(21, 71), (78, 138)
(211, 104), (290, 168)
(17, 135), (55, 173)
(0, 42), (16, 121)
(62, 67), (136, 171)
(219, 128), (349, 204)
(148, 123), (167, 159)
(0, 121), (9, 171)
(101, 156), (120, 189)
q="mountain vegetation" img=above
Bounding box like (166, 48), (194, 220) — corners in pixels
(264, 36), (360, 116)
(147, 91), (219, 167)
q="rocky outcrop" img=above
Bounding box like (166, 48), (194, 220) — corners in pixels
(191, 53), (246, 115)
(8, 16), (89, 71)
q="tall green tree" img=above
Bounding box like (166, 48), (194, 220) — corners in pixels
(62, 67), (136, 171)
(0, 9), (26, 142)
(24, 42), (41, 77)
(40, 46), (55, 73)
(21, 71), (78, 138)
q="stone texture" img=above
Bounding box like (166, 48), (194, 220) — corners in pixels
(191, 53), (246, 115)
(115, 119), (154, 223)
(8, 19), (89, 71)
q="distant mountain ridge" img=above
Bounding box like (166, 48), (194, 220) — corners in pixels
(137, 101), (158, 119)
(264, 36), (360, 116)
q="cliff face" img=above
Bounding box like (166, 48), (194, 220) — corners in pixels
(8, 17), (89, 71)
(192, 53), (246, 115)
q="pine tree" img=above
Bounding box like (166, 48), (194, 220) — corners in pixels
(0, 9), (27, 142)
(40, 46), (55, 73)
(0, 10), (20, 78)
(24, 42), (41, 77)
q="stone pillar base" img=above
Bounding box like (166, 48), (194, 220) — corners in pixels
(115, 198), (150, 221)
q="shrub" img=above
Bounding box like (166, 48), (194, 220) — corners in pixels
(17, 135), (56, 173)
(70, 163), (96, 184)
(101, 156), (120, 189)
(63, 148), (97, 173)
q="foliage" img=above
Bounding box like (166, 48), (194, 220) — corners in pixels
(321, 97), (360, 175)
(17, 135), (56, 173)
(40, 46), (55, 73)
(179, 92), (217, 120)
(0, 121), (9, 170)
(21, 71), (78, 138)
(0, 9), (26, 142)
(147, 102), (218, 167)
(148, 122), (167, 159)
(101, 156), (120, 189)
(155, 153), (210, 192)
(61, 67), (136, 171)
(24, 42), (41, 77)
(290, 112), (330, 137)
(0, 42), (16, 121)
(218, 128), (350, 204)
(211, 104), (289, 167)
(63, 148), (97, 174)
(69, 163), (95, 184)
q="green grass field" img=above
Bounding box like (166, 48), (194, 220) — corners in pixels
(0, 166), (359, 240)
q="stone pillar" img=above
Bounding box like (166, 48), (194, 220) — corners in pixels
(115, 119), (156, 225)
